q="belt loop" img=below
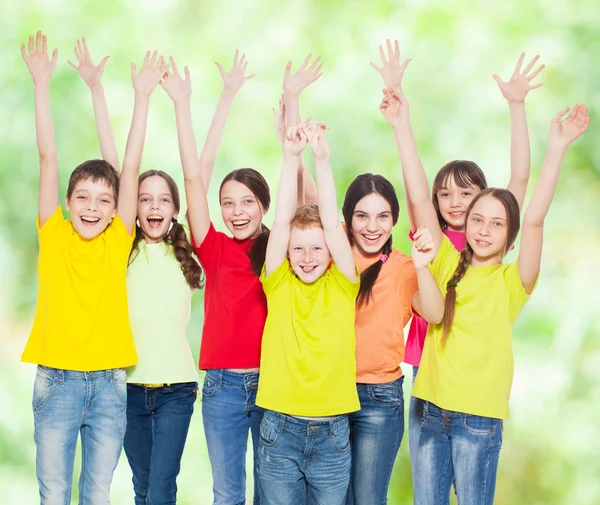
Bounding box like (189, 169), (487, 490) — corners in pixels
(105, 369), (112, 381)
(423, 400), (429, 417)
(216, 369), (224, 387)
(57, 369), (64, 385)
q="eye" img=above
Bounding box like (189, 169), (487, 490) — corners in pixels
(493, 221), (504, 227)
(355, 213), (367, 220)
(244, 199), (255, 205)
(222, 201), (232, 206)
(293, 246), (303, 252)
(472, 216), (482, 223)
(140, 197), (149, 203)
(439, 192), (450, 198)
(462, 191), (472, 197)
(101, 199), (111, 204)
(313, 247), (322, 251)
(161, 197), (171, 203)
(379, 213), (390, 220)
(77, 195), (86, 200)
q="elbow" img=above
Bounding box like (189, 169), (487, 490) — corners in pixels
(522, 211), (544, 229)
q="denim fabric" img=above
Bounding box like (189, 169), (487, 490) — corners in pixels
(408, 366), (420, 496)
(32, 365), (127, 505)
(347, 376), (404, 505)
(123, 382), (198, 505)
(258, 410), (351, 505)
(411, 400), (503, 505)
(202, 369), (263, 505)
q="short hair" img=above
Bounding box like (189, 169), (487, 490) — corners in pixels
(66, 159), (120, 201)
(291, 203), (322, 230)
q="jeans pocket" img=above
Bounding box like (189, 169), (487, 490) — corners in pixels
(111, 368), (128, 408)
(259, 412), (282, 447)
(462, 414), (496, 434)
(331, 419), (351, 453)
(370, 381), (403, 406)
(201, 372), (219, 397)
(32, 367), (56, 413)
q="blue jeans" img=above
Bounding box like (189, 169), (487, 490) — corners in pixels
(411, 400), (503, 505)
(32, 365), (127, 505)
(258, 410), (351, 505)
(123, 382), (198, 505)
(347, 377), (404, 505)
(202, 369), (263, 505)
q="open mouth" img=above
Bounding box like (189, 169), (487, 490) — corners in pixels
(475, 239), (491, 247)
(362, 233), (382, 245)
(448, 211), (465, 219)
(300, 265), (317, 273)
(146, 215), (164, 230)
(232, 219), (251, 230)
(80, 216), (101, 226)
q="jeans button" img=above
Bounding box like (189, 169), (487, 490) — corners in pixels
(310, 425), (317, 431)
(248, 381), (254, 387)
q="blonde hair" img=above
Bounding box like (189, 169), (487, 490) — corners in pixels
(291, 203), (323, 230)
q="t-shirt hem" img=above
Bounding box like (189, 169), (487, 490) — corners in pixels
(126, 376), (199, 384)
(22, 357), (138, 371)
(256, 400), (360, 416)
(411, 392), (508, 420)
(200, 362), (261, 370)
(355, 370), (404, 384)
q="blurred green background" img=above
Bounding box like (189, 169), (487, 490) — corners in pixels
(1, 0), (599, 503)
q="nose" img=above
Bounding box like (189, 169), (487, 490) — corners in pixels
(232, 204), (243, 216)
(450, 193), (461, 208)
(303, 249), (312, 263)
(150, 200), (160, 210)
(479, 222), (491, 236)
(366, 216), (378, 232)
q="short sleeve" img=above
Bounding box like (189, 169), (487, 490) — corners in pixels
(193, 223), (219, 276)
(107, 213), (135, 251)
(261, 259), (293, 295)
(504, 262), (538, 321)
(397, 258), (419, 318)
(328, 263), (360, 299)
(429, 235), (460, 284)
(37, 206), (66, 237)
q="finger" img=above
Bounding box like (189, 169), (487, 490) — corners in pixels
(150, 50), (158, 67)
(99, 55), (110, 70)
(155, 55), (165, 73)
(492, 74), (503, 85)
(527, 63), (545, 82)
(215, 61), (225, 78)
(552, 106), (570, 123)
(578, 104), (588, 116)
(398, 58), (412, 75)
(29, 35), (34, 56)
(378, 44), (388, 65)
(528, 83), (543, 90)
(242, 60), (248, 73)
(36, 31), (42, 54)
(20, 43), (27, 60)
(513, 52), (525, 75)
(82, 37), (90, 58)
(67, 59), (78, 69)
(272, 107), (277, 119)
(246, 74), (255, 80)
(285, 61), (292, 77)
(42, 35), (47, 55)
(131, 62), (137, 80)
(565, 104), (578, 121)
(233, 49), (239, 67)
(50, 48), (58, 66)
(308, 55), (321, 72)
(386, 39), (394, 61)
(170, 56), (179, 76)
(143, 51), (150, 67)
(394, 39), (400, 61)
(184, 65), (191, 82)
(370, 61), (383, 73)
(299, 53), (312, 70)
(311, 62), (323, 79)
(522, 55), (540, 75)
(77, 39), (83, 60)
(239, 53), (246, 68)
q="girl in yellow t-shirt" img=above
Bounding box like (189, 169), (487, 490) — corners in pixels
(381, 86), (590, 502)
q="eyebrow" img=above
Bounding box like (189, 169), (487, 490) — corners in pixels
(221, 195), (255, 201)
(74, 189), (113, 198)
(471, 213), (506, 221)
(139, 193), (172, 198)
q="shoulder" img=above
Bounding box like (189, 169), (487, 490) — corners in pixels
(37, 206), (68, 238)
(328, 263), (360, 297)
(261, 259), (293, 293)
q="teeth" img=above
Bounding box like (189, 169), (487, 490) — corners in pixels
(81, 216), (100, 223)
(233, 220), (250, 227)
(147, 215), (163, 221)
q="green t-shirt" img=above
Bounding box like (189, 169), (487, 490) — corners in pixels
(126, 241), (198, 384)
(412, 235), (536, 419)
(256, 260), (360, 416)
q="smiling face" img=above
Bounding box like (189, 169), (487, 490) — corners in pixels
(137, 175), (178, 244)
(350, 193), (394, 257)
(435, 175), (482, 232)
(288, 225), (331, 283)
(220, 179), (265, 240)
(65, 178), (117, 239)
(465, 194), (509, 265)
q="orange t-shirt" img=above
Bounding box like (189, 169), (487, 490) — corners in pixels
(353, 248), (418, 383)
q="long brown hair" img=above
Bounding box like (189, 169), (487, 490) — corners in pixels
(440, 188), (521, 344)
(432, 160), (488, 230)
(342, 174), (400, 306)
(219, 168), (271, 276)
(129, 170), (204, 290)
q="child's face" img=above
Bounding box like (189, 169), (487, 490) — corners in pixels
(350, 193), (394, 256)
(220, 180), (265, 241)
(137, 176), (178, 244)
(288, 226), (331, 283)
(436, 176), (482, 231)
(66, 178), (117, 239)
(466, 195), (508, 264)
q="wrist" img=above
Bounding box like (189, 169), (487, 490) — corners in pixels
(89, 83), (104, 93)
(546, 142), (567, 156)
(173, 96), (192, 107)
(507, 99), (525, 106)
(220, 88), (237, 101)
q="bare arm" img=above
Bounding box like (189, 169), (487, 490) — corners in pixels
(493, 53), (545, 210)
(161, 57), (211, 246)
(305, 124), (357, 282)
(518, 104), (589, 293)
(68, 38), (120, 171)
(118, 51), (165, 235)
(410, 227), (444, 323)
(21, 31), (59, 226)
(198, 50), (254, 191)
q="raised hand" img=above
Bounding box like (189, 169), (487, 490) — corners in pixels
(67, 38), (109, 89)
(272, 94), (286, 145)
(160, 56), (192, 104)
(548, 104), (590, 149)
(493, 53), (544, 103)
(216, 49), (254, 96)
(379, 89), (410, 129)
(21, 30), (58, 83)
(303, 122), (330, 161)
(131, 50), (166, 96)
(283, 53), (323, 97)
(411, 226), (438, 270)
(282, 121), (308, 158)
(370, 39), (411, 95)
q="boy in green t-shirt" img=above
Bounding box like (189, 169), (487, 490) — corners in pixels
(256, 91), (360, 502)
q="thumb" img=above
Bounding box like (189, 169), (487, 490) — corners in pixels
(215, 61), (225, 77)
(99, 55), (110, 70)
(67, 60), (77, 70)
(492, 74), (503, 85)
(50, 48), (58, 66)
(184, 65), (191, 81)
(284, 61), (292, 77)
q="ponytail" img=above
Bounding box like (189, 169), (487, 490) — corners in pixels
(249, 224), (270, 276)
(357, 237), (393, 306)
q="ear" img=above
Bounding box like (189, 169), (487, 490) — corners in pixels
(110, 205), (117, 219)
(65, 196), (71, 212)
(173, 211), (179, 220)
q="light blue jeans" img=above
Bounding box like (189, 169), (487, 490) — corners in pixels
(347, 377), (405, 505)
(258, 410), (351, 505)
(201, 369), (263, 505)
(32, 365), (127, 505)
(411, 399), (503, 505)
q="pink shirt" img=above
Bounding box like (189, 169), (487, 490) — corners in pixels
(404, 229), (466, 367)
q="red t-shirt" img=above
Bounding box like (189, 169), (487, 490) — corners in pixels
(404, 229), (466, 367)
(194, 223), (267, 369)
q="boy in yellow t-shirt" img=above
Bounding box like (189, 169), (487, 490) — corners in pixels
(256, 113), (359, 505)
(20, 32), (166, 505)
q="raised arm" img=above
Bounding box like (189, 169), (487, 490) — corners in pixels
(304, 123), (357, 282)
(379, 89), (442, 244)
(411, 226), (444, 323)
(68, 38), (120, 171)
(493, 53), (545, 210)
(118, 51), (165, 235)
(518, 104), (589, 293)
(198, 50), (254, 191)
(21, 31), (59, 226)
(264, 127), (308, 276)
(161, 57), (210, 245)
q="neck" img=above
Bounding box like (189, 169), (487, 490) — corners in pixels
(352, 243), (383, 260)
(470, 251), (503, 267)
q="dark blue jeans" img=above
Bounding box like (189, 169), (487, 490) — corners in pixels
(202, 369), (263, 505)
(347, 376), (405, 505)
(411, 400), (503, 505)
(123, 382), (198, 505)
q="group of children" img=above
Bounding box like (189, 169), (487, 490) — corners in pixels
(20, 30), (589, 505)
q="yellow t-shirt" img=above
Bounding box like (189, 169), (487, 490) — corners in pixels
(21, 206), (137, 371)
(412, 235), (535, 420)
(256, 260), (360, 416)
